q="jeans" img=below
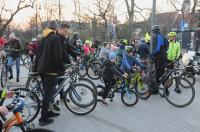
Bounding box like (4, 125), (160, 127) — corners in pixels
(40, 74), (57, 119)
(6, 56), (20, 78)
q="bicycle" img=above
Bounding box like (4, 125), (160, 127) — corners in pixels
(26, 64), (97, 116)
(143, 60), (195, 107)
(127, 66), (151, 100)
(0, 96), (53, 132)
(96, 77), (138, 107)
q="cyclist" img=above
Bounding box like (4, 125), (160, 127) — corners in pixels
(4, 32), (22, 82)
(120, 46), (146, 73)
(28, 38), (39, 62)
(98, 52), (126, 99)
(116, 39), (128, 67)
(167, 32), (181, 69)
(99, 42), (111, 64)
(137, 38), (150, 59)
(70, 32), (79, 50)
(150, 25), (168, 94)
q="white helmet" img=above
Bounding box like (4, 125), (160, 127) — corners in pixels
(31, 38), (37, 42)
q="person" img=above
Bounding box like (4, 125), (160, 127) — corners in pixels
(73, 39), (82, 54)
(98, 52), (126, 99)
(167, 32), (181, 69)
(137, 38), (150, 59)
(0, 35), (6, 60)
(150, 25), (168, 94)
(130, 39), (137, 55)
(99, 42), (111, 64)
(70, 32), (79, 50)
(116, 39), (128, 67)
(82, 40), (94, 62)
(0, 90), (14, 130)
(28, 38), (39, 62)
(35, 21), (63, 125)
(120, 46), (146, 73)
(55, 23), (80, 108)
(4, 32), (22, 82)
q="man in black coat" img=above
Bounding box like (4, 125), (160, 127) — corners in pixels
(36, 21), (63, 125)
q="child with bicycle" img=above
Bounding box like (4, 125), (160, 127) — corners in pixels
(98, 52), (127, 99)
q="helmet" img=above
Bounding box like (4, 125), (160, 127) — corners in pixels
(125, 46), (133, 53)
(140, 38), (146, 43)
(73, 32), (79, 38)
(85, 40), (92, 47)
(31, 38), (37, 42)
(120, 39), (128, 45)
(151, 25), (160, 33)
(168, 32), (176, 37)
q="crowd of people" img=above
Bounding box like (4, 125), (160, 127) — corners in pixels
(0, 20), (182, 127)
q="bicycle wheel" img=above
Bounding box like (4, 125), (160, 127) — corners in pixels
(134, 81), (151, 100)
(64, 84), (97, 115)
(179, 72), (196, 88)
(76, 77), (97, 94)
(79, 62), (87, 77)
(121, 88), (138, 107)
(164, 76), (195, 107)
(1, 64), (8, 88)
(9, 88), (41, 123)
(26, 76), (43, 102)
(86, 62), (102, 80)
(23, 55), (31, 69)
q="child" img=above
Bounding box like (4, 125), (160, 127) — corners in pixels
(99, 52), (126, 99)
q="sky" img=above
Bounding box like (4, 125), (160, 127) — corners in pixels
(3, 0), (178, 27)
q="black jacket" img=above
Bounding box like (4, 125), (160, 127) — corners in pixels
(102, 59), (123, 81)
(57, 33), (77, 64)
(36, 31), (64, 74)
(4, 39), (22, 58)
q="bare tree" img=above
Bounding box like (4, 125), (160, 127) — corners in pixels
(168, 0), (200, 27)
(88, 0), (116, 41)
(124, 0), (135, 41)
(0, 0), (35, 35)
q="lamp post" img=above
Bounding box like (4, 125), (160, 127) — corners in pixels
(150, 0), (156, 71)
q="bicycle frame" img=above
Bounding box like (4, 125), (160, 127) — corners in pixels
(3, 112), (25, 132)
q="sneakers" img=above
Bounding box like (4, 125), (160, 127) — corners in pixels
(47, 110), (60, 118)
(8, 75), (13, 80)
(39, 118), (54, 126)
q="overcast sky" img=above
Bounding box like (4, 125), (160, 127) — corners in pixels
(5, 0), (179, 26)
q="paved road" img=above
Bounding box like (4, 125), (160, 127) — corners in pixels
(2, 64), (200, 132)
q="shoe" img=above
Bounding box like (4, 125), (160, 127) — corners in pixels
(16, 78), (19, 82)
(8, 76), (13, 80)
(47, 111), (60, 118)
(52, 104), (61, 112)
(39, 118), (54, 126)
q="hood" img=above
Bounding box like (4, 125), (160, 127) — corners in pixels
(42, 28), (55, 37)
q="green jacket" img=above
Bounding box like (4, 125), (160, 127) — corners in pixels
(167, 41), (181, 61)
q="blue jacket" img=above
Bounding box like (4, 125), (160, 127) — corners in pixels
(120, 53), (145, 72)
(138, 43), (150, 59)
(151, 34), (164, 56)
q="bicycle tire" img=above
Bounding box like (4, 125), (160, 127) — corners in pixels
(164, 76), (195, 108)
(26, 76), (43, 102)
(121, 89), (138, 107)
(64, 83), (97, 115)
(134, 83), (151, 100)
(86, 62), (102, 80)
(25, 128), (54, 132)
(76, 77), (97, 94)
(11, 88), (41, 123)
(1, 64), (8, 88)
(179, 72), (196, 88)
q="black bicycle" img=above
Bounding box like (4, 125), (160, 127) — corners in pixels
(144, 61), (195, 107)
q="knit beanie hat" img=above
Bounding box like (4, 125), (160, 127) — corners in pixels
(109, 52), (116, 60)
(9, 32), (16, 39)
